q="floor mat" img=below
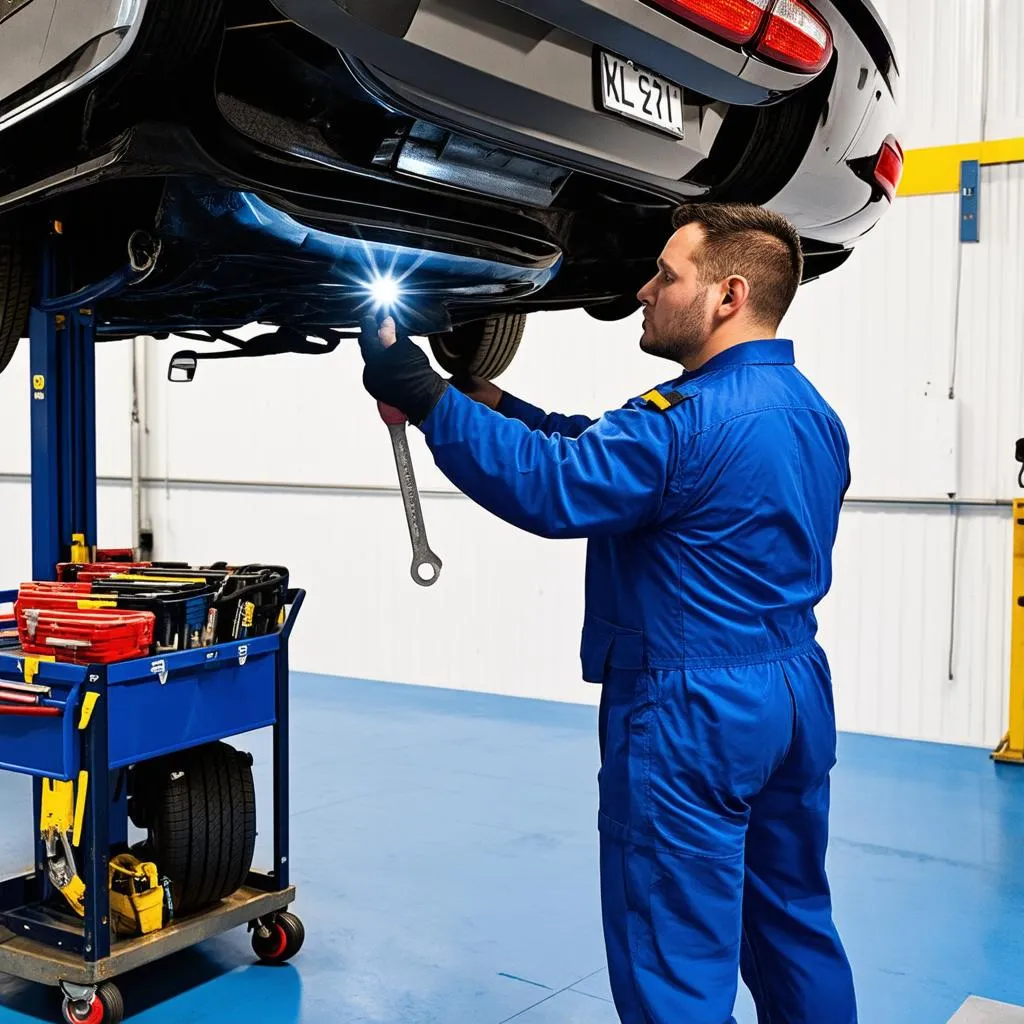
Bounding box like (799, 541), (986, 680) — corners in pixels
(949, 998), (1024, 1023)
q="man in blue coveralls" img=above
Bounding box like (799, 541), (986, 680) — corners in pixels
(359, 203), (856, 1024)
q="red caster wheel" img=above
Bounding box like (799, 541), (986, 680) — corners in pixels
(252, 911), (305, 964)
(61, 982), (124, 1024)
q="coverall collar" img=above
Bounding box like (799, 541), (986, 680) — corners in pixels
(680, 338), (794, 382)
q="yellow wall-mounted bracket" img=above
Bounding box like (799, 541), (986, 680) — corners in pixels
(900, 136), (1024, 197)
(993, 498), (1024, 763)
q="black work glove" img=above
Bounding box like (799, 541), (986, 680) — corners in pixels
(358, 315), (449, 426)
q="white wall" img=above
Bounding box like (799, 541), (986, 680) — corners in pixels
(1, 1), (1022, 747)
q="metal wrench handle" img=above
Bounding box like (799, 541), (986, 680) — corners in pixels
(385, 419), (443, 586)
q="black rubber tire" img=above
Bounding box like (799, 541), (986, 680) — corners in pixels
(130, 741), (257, 916)
(0, 227), (32, 377)
(253, 912), (305, 964)
(62, 982), (124, 1024)
(429, 313), (526, 380)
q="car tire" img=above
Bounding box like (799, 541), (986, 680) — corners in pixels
(429, 314), (526, 380)
(129, 741), (257, 917)
(0, 228), (33, 377)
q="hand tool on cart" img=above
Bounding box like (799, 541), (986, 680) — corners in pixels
(40, 776), (88, 916)
(376, 400), (443, 587)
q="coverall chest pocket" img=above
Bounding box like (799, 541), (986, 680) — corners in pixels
(584, 617), (654, 844)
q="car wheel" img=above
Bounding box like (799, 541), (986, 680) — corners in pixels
(0, 228), (33, 377)
(129, 741), (257, 916)
(429, 313), (526, 380)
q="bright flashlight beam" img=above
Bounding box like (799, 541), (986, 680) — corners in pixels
(368, 273), (401, 310)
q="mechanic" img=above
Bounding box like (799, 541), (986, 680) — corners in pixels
(358, 202), (857, 1024)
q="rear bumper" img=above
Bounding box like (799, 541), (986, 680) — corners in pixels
(271, 0), (899, 242)
(269, 0), (816, 201)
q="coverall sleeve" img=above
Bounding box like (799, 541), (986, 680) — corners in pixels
(496, 391), (596, 438)
(421, 386), (680, 539)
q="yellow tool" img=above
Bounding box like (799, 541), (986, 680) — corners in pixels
(109, 854), (165, 936)
(107, 574), (205, 584)
(70, 533), (90, 565)
(40, 775), (88, 916)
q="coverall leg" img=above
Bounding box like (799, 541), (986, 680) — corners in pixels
(739, 657), (857, 1024)
(597, 662), (795, 1024)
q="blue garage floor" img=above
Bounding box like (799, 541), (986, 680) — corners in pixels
(2, 673), (1024, 1023)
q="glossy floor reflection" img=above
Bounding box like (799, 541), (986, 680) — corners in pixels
(1, 674), (1023, 1023)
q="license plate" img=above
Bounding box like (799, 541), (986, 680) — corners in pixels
(596, 50), (684, 139)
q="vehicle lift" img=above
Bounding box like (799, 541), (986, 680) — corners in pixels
(0, 224), (306, 1023)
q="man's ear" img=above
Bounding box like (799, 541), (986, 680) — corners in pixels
(719, 275), (751, 317)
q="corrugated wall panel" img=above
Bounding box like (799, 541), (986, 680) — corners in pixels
(956, 163), (1024, 498)
(985, 0), (1024, 139)
(819, 508), (954, 742)
(872, 0), (985, 147)
(815, 503), (1011, 748)
(781, 194), (959, 498)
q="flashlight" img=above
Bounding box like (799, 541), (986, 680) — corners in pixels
(368, 273), (401, 311)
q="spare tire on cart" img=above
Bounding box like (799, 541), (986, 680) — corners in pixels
(128, 740), (257, 916)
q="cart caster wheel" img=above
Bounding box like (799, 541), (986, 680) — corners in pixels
(252, 911), (305, 964)
(61, 982), (124, 1024)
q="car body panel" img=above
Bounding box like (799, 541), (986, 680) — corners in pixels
(0, 0), (148, 132)
(94, 182), (562, 336)
(764, 0), (900, 240)
(269, 0), (724, 199)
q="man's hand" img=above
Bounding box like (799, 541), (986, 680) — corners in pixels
(452, 374), (503, 410)
(359, 315), (449, 426)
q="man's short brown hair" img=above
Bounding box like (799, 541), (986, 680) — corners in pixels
(671, 203), (804, 328)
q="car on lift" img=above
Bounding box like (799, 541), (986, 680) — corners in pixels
(0, 0), (902, 379)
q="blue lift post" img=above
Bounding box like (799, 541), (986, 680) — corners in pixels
(26, 223), (114, 961)
(29, 222), (97, 581)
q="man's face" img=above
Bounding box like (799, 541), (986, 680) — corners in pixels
(636, 224), (715, 365)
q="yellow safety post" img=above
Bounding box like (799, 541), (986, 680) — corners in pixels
(993, 498), (1024, 763)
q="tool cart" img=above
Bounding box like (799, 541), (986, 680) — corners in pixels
(0, 228), (306, 1023)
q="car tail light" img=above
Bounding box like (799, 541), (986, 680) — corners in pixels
(873, 136), (904, 200)
(755, 0), (833, 73)
(648, 0), (771, 45)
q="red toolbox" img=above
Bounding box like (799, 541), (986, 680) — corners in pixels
(16, 607), (155, 664)
(19, 581), (93, 596)
(56, 561), (153, 582)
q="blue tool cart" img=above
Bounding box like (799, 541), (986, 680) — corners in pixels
(0, 225), (306, 1024)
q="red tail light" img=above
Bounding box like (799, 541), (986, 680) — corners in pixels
(873, 136), (904, 200)
(649, 1), (833, 74)
(756, 0), (833, 73)
(649, 0), (771, 45)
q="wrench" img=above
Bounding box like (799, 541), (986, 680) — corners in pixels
(377, 401), (443, 586)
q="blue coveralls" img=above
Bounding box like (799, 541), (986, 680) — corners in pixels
(419, 338), (857, 1023)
